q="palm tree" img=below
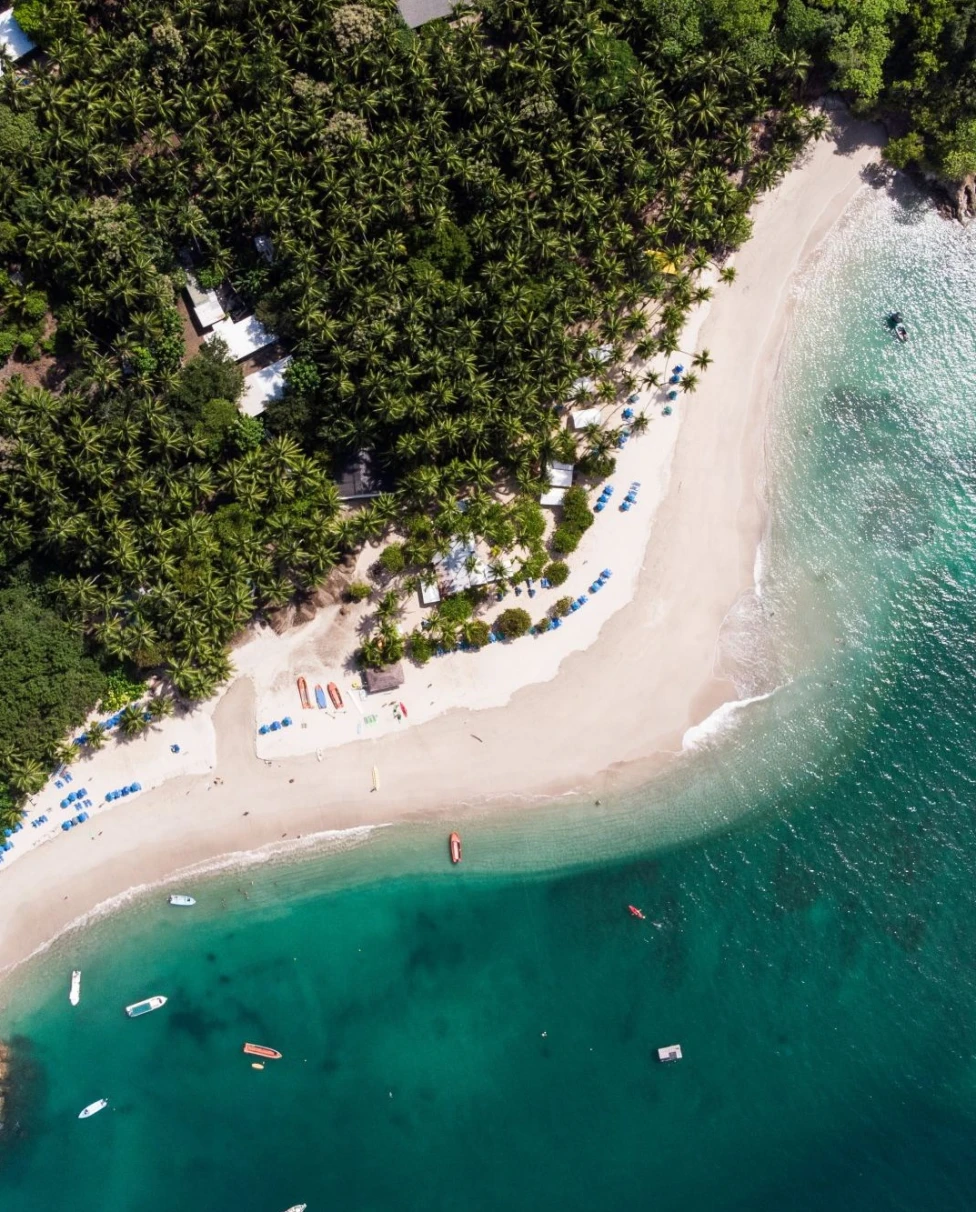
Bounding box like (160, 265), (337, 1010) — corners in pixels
(85, 721), (108, 752)
(692, 349), (713, 372)
(118, 704), (151, 739)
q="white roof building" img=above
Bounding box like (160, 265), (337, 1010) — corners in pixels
(571, 407), (603, 431)
(540, 460), (574, 507)
(397, 0), (456, 26)
(588, 344), (614, 364)
(184, 274), (225, 331)
(0, 9), (35, 65)
(433, 540), (502, 596)
(570, 376), (596, 397)
(239, 356), (292, 418)
(210, 314), (277, 362)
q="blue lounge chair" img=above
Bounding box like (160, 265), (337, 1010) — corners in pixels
(594, 502), (605, 513)
(602, 569), (612, 579)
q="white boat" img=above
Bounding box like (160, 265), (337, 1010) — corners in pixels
(168, 894), (196, 907)
(125, 995), (167, 1018)
(78, 1098), (108, 1119)
(69, 970), (81, 1006)
(282, 1206), (307, 1212)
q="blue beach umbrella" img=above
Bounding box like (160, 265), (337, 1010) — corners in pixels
(270, 721), (280, 732)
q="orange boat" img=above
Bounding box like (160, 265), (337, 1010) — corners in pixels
(297, 677), (311, 710)
(628, 905), (646, 920)
(327, 682), (343, 710)
(449, 832), (462, 864)
(243, 1042), (282, 1060)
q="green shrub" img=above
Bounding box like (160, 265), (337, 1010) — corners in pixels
(0, 106), (39, 161)
(536, 616), (551, 632)
(464, 619), (491, 647)
(520, 548), (547, 580)
(0, 330), (16, 362)
(167, 339), (243, 428)
(379, 543), (406, 575)
(13, 1), (46, 41)
(544, 561), (570, 587)
(410, 632), (433, 665)
(285, 357), (321, 397)
(561, 486), (593, 534)
(551, 526), (581, 556)
(553, 596), (573, 618)
(438, 592), (474, 625)
(100, 668), (147, 713)
(347, 581), (372, 603)
(195, 266), (223, 290)
(495, 607), (532, 639)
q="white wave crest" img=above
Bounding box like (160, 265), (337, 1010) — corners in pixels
(681, 690), (776, 751)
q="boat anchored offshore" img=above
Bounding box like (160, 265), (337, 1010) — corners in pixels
(125, 995), (167, 1018)
(657, 1044), (683, 1063)
(78, 1098), (108, 1119)
(449, 832), (462, 864)
(886, 311), (908, 342)
(281, 1205), (307, 1212)
(168, 894), (196, 907)
(243, 1042), (282, 1060)
(69, 970), (81, 1006)
(628, 905), (646, 920)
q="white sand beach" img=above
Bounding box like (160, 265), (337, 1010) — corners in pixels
(0, 111), (885, 977)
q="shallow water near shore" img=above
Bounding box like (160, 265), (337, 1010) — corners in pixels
(6, 180), (976, 1210)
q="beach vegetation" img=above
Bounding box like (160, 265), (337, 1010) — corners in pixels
(464, 620), (492, 648)
(378, 545), (407, 577)
(536, 617), (552, 633)
(0, 0), (868, 800)
(346, 583), (372, 604)
(544, 562), (571, 588)
(85, 721), (107, 752)
(409, 633), (434, 666)
(99, 671), (148, 714)
(553, 597), (575, 618)
(495, 608), (533, 640)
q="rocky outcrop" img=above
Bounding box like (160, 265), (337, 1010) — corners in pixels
(951, 175), (976, 223)
(0, 1040), (9, 1132)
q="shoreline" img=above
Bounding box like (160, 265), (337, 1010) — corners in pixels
(0, 111), (886, 981)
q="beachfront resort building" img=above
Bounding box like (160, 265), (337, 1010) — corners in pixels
(540, 460), (574, 507)
(396, 0), (457, 27)
(240, 356), (293, 418)
(182, 275), (278, 362)
(0, 9), (34, 69)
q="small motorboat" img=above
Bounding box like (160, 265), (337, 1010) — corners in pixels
(168, 894), (196, 907)
(628, 905), (646, 920)
(69, 970), (81, 1006)
(251, 1062), (265, 1070)
(243, 1042), (282, 1060)
(327, 682), (343, 710)
(449, 832), (462, 864)
(371, 766), (380, 792)
(125, 995), (167, 1018)
(281, 1205), (307, 1212)
(78, 1098), (108, 1119)
(314, 684), (327, 709)
(886, 312), (908, 342)
(297, 677), (312, 710)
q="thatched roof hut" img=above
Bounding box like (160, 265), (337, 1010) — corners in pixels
(363, 663), (405, 694)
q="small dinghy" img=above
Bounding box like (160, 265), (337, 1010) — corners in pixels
(168, 894), (195, 907)
(78, 1098), (108, 1119)
(327, 682), (343, 710)
(314, 684), (327, 709)
(628, 905), (646, 920)
(281, 1205), (307, 1212)
(449, 832), (462, 864)
(297, 677), (312, 710)
(69, 970), (81, 1006)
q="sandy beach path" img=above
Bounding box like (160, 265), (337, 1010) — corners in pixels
(0, 113), (885, 977)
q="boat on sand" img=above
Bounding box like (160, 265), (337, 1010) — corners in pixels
(327, 682), (343, 709)
(125, 995), (167, 1018)
(314, 684), (327, 709)
(297, 676), (311, 709)
(69, 970), (81, 1006)
(78, 1099), (108, 1119)
(449, 832), (462, 864)
(243, 1042), (282, 1059)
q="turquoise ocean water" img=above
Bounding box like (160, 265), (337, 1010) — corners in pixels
(5, 178), (976, 1210)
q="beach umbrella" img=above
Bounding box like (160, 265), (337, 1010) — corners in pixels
(129, 783), (138, 793)
(60, 799), (69, 809)
(61, 823), (70, 832)
(171, 744), (181, 753)
(270, 721), (280, 731)
(258, 725), (268, 735)
(120, 787), (130, 797)
(132, 783), (141, 792)
(282, 717), (292, 727)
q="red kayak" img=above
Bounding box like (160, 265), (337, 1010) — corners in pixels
(327, 682), (343, 710)
(628, 905), (646, 920)
(449, 832), (462, 864)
